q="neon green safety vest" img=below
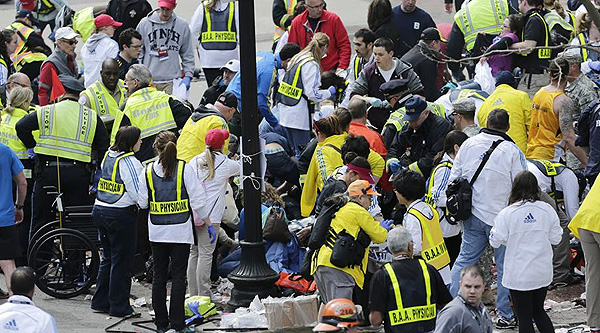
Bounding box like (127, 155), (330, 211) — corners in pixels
(454, 0), (509, 51)
(111, 87), (176, 143)
(278, 56), (314, 106)
(544, 10), (574, 39)
(407, 206), (451, 270)
(201, 2), (237, 50)
(38, 0), (57, 15)
(578, 33), (588, 61)
(0, 108), (38, 176)
(383, 260), (437, 326)
(72, 7), (95, 43)
(146, 160), (191, 225)
(6, 21), (47, 71)
(35, 100), (98, 163)
(273, 0), (297, 41)
(81, 80), (127, 116)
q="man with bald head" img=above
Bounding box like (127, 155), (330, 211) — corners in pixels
(6, 73), (31, 94)
(79, 58), (128, 118)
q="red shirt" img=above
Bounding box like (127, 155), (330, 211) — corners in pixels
(349, 121), (387, 157)
(287, 10), (351, 72)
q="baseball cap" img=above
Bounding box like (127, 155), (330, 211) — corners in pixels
(421, 27), (447, 42)
(205, 129), (230, 150)
(217, 91), (238, 112)
(495, 71), (516, 87)
(347, 180), (380, 197)
(19, 0), (35, 11)
(380, 79), (409, 97)
(158, 0), (177, 9)
(94, 14), (123, 29)
(55, 27), (79, 41)
(451, 98), (476, 115)
(403, 96), (428, 121)
(347, 163), (375, 184)
(221, 59), (240, 73)
(16, 9), (38, 24)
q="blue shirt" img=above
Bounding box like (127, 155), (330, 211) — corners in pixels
(391, 6), (436, 57)
(0, 143), (24, 227)
(226, 51), (279, 127)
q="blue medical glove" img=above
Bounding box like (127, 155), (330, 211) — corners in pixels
(181, 76), (192, 90)
(389, 160), (401, 174)
(27, 148), (36, 159)
(380, 219), (394, 231)
(207, 225), (216, 244)
(185, 301), (203, 325)
(370, 98), (384, 108)
(380, 100), (392, 108)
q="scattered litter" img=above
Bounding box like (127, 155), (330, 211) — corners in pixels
(555, 324), (589, 333)
(84, 295), (93, 300)
(133, 297), (147, 308)
(219, 296), (268, 329)
(216, 279), (234, 297)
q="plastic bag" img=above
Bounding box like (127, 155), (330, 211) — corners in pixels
(473, 61), (495, 95)
(172, 77), (189, 101)
(262, 294), (319, 330)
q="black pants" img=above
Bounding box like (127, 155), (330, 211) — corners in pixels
(151, 242), (190, 331)
(31, 163), (91, 236)
(202, 68), (222, 88)
(510, 287), (555, 333)
(445, 233), (462, 268)
(13, 177), (34, 266)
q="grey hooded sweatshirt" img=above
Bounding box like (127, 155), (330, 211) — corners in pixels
(136, 9), (195, 83)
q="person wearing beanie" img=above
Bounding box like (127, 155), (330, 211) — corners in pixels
(477, 70), (532, 153)
(81, 14), (122, 88)
(187, 129), (240, 300)
(226, 43), (302, 136)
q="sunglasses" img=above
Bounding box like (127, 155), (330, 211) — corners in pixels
(61, 39), (77, 45)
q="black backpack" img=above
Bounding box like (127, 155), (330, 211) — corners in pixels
(446, 140), (502, 223)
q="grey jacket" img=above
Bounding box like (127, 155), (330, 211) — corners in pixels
(434, 296), (493, 333)
(136, 9), (195, 82)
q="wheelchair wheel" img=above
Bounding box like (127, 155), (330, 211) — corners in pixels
(27, 220), (61, 262)
(29, 228), (100, 299)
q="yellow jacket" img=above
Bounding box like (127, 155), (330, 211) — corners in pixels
(312, 201), (388, 288)
(569, 177), (600, 238)
(300, 133), (385, 217)
(177, 113), (229, 163)
(477, 84), (531, 153)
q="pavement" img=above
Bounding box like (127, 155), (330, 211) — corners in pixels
(0, 0), (579, 331)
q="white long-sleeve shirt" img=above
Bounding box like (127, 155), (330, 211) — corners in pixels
(137, 161), (206, 244)
(94, 150), (144, 208)
(403, 200), (452, 285)
(188, 151), (240, 224)
(278, 54), (333, 131)
(189, 0), (239, 69)
(449, 131), (526, 225)
(490, 200), (563, 291)
(428, 153), (462, 237)
(0, 295), (57, 333)
(526, 161), (579, 220)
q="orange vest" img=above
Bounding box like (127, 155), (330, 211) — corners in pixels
(526, 87), (564, 161)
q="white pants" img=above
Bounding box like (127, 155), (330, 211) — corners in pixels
(187, 224), (219, 297)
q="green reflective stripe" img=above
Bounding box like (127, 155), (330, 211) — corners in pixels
(140, 121), (178, 139)
(14, 150), (29, 159)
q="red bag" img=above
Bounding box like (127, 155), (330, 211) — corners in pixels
(275, 272), (317, 294)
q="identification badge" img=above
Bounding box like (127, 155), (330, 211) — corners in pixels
(158, 47), (169, 61)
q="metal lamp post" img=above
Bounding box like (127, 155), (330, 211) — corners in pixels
(227, 0), (279, 308)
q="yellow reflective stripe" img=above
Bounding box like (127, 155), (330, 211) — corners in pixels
(150, 199), (189, 214)
(277, 56), (314, 99)
(23, 169), (32, 179)
(384, 264), (404, 309)
(408, 162), (422, 175)
(425, 161), (452, 206)
(227, 2), (234, 32)
(147, 163), (156, 202)
(534, 159), (558, 176)
(409, 208), (436, 251)
(205, 5), (212, 32)
(579, 33), (588, 61)
(140, 120), (178, 139)
(292, 57), (314, 86)
(98, 178), (124, 194)
(354, 56), (361, 80)
(176, 160), (184, 201)
(112, 152), (134, 182)
(419, 259), (432, 304)
(531, 12), (550, 59)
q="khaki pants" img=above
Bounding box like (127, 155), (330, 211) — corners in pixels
(187, 224), (219, 297)
(580, 229), (600, 327)
(154, 81), (173, 95)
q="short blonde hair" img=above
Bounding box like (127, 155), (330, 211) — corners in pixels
(5, 86), (33, 115)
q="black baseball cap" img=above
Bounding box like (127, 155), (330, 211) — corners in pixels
(217, 91), (239, 112)
(380, 79), (409, 97)
(16, 10), (38, 25)
(420, 27), (447, 42)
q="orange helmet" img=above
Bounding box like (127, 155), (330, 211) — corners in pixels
(313, 299), (361, 332)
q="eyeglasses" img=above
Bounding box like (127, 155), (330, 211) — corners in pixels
(129, 44), (142, 49)
(61, 39), (77, 45)
(8, 81), (29, 88)
(306, 2), (324, 9)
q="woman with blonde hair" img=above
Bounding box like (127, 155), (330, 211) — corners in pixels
(137, 131), (206, 333)
(276, 32), (337, 157)
(187, 128), (240, 298)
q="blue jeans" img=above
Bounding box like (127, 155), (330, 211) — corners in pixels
(449, 214), (514, 319)
(91, 205), (137, 316)
(283, 126), (312, 158)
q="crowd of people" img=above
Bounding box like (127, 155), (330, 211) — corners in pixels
(0, 0), (599, 332)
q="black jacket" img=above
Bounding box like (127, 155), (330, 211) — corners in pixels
(106, 0), (153, 43)
(387, 112), (452, 177)
(401, 41), (442, 101)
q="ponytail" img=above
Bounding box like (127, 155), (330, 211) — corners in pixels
(288, 32), (330, 70)
(205, 148), (217, 180)
(153, 131), (178, 179)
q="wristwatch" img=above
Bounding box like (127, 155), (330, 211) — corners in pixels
(14, 204), (24, 210)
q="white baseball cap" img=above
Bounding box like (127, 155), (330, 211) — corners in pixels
(221, 59), (240, 73)
(55, 27), (79, 40)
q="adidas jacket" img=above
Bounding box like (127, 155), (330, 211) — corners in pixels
(0, 295), (57, 333)
(490, 200), (562, 291)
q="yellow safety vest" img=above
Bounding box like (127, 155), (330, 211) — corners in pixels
(0, 108), (38, 175)
(278, 56), (314, 106)
(97, 151), (134, 204)
(72, 7), (95, 43)
(523, 12), (551, 59)
(81, 80), (127, 116)
(35, 100), (98, 163)
(384, 108), (408, 132)
(38, 0), (57, 15)
(111, 87), (176, 144)
(383, 260), (437, 326)
(273, 0), (298, 41)
(407, 206), (451, 270)
(146, 160), (191, 225)
(6, 21), (47, 71)
(424, 161), (453, 208)
(544, 10), (574, 40)
(454, 0), (509, 51)
(578, 33), (588, 61)
(201, 2), (237, 49)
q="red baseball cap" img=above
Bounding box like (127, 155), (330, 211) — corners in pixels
(158, 0), (177, 9)
(20, 0), (35, 11)
(94, 14), (123, 29)
(205, 129), (230, 150)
